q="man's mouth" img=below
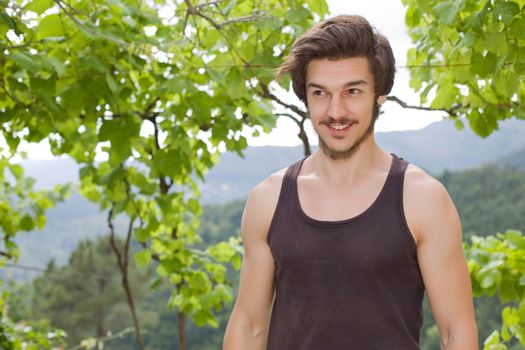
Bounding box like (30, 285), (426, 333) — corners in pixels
(329, 123), (351, 130)
(326, 122), (355, 131)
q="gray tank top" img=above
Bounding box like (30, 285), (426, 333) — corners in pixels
(267, 154), (425, 349)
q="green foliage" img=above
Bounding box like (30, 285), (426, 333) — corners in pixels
(0, 156), (70, 267)
(0, 313), (66, 350)
(467, 230), (525, 349)
(402, 0), (525, 137)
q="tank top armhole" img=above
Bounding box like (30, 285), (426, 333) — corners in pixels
(396, 158), (418, 252)
(266, 161), (300, 245)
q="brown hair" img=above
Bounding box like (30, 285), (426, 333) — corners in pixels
(277, 15), (396, 105)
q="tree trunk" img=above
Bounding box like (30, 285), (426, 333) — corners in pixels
(108, 210), (145, 350)
(298, 121), (311, 156)
(178, 311), (186, 350)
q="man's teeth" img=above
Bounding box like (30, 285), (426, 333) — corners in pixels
(330, 123), (350, 130)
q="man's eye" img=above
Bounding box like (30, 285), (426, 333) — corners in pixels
(347, 89), (360, 95)
(313, 90), (325, 96)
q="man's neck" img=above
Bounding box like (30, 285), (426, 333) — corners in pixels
(306, 141), (391, 187)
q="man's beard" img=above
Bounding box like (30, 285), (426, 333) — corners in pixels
(315, 104), (379, 161)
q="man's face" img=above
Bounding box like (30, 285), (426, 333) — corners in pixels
(305, 57), (383, 160)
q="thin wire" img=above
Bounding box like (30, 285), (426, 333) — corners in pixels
(4, 263), (123, 282)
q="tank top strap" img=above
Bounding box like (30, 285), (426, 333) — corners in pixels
(389, 153), (409, 194)
(267, 157), (308, 243)
(388, 153), (416, 249)
(289, 156), (308, 179)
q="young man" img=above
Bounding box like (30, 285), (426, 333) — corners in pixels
(223, 15), (478, 349)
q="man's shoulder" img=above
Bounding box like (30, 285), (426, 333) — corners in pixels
(248, 165), (289, 205)
(404, 163), (448, 199)
(403, 163), (458, 242)
(241, 165), (291, 240)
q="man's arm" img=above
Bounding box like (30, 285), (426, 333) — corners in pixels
(404, 166), (478, 350)
(223, 173), (283, 350)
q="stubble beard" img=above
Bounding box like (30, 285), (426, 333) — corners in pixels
(315, 104), (379, 161)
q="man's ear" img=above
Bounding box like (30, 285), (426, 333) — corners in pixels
(376, 95), (387, 106)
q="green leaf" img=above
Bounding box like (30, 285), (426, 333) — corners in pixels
(226, 67), (244, 99)
(432, 1), (460, 25)
(287, 7), (310, 24)
(99, 117), (141, 164)
(307, 0), (329, 16)
(193, 308), (217, 327)
(468, 108), (499, 138)
(153, 149), (183, 179)
(61, 86), (86, 114)
(483, 32), (508, 56)
(493, 1), (520, 26)
(134, 250), (151, 268)
(510, 18), (525, 39)
(45, 57), (66, 77)
(10, 52), (38, 72)
(25, 0), (54, 15)
(405, 5), (422, 27)
(135, 227), (150, 243)
(79, 183), (102, 203)
(106, 73), (118, 92)
(454, 118), (465, 131)
(471, 51), (498, 76)
(186, 198), (200, 214)
(19, 215), (35, 231)
(36, 14), (65, 39)
(494, 72), (519, 98)
(499, 277), (519, 302)
(9, 164), (24, 179)
(30, 76), (56, 96)
(232, 254), (241, 270)
(35, 214), (46, 229)
(504, 230), (525, 249)
(466, 9), (487, 33)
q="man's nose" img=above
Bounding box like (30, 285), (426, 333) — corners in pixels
(326, 95), (347, 119)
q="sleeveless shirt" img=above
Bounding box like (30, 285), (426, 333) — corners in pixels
(266, 154), (425, 350)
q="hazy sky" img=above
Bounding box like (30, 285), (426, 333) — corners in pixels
(246, 0), (445, 147)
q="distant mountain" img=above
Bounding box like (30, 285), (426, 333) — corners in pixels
(23, 118), (525, 203)
(497, 147), (525, 170)
(201, 118), (525, 202)
(376, 118), (525, 173)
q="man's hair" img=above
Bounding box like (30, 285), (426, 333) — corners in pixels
(277, 15), (396, 105)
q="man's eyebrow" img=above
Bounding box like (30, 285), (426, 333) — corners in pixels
(343, 80), (368, 88)
(306, 80), (369, 90)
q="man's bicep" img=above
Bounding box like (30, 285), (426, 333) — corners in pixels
(231, 187), (277, 327)
(415, 184), (475, 336)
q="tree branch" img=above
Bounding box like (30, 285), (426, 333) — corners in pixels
(68, 327), (138, 350)
(386, 95), (461, 116)
(54, 0), (131, 48)
(0, 250), (13, 259)
(259, 82), (308, 118)
(182, 0), (248, 64)
(0, 42), (32, 50)
(275, 112), (301, 124)
(218, 12), (267, 27)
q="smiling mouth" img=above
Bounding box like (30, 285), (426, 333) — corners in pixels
(327, 122), (354, 131)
